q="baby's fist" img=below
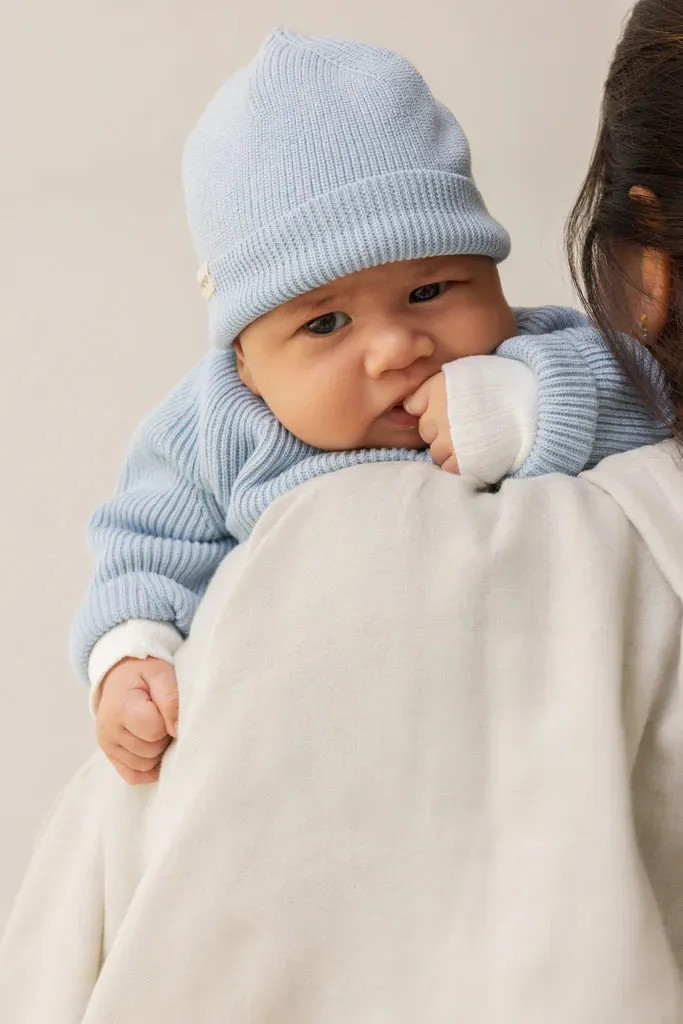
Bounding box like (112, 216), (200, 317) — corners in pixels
(96, 657), (179, 786)
(404, 372), (460, 474)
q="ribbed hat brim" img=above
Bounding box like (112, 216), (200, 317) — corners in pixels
(204, 169), (511, 347)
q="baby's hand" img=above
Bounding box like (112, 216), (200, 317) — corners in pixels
(404, 372), (460, 475)
(96, 657), (179, 786)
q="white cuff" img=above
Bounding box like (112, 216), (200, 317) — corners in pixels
(443, 356), (538, 485)
(88, 620), (185, 717)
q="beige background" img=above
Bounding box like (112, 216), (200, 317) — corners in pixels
(0, 0), (632, 929)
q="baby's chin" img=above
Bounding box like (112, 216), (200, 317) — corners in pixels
(291, 423), (428, 454)
(356, 410), (428, 452)
(364, 434), (428, 452)
(282, 403), (430, 451)
(351, 423), (428, 453)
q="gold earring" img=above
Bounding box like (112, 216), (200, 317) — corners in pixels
(640, 312), (649, 339)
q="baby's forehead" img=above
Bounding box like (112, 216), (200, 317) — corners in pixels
(287, 254), (480, 309)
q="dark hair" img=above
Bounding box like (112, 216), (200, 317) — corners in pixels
(566, 0), (683, 438)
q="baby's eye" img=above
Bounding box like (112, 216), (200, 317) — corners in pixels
(409, 282), (447, 304)
(304, 311), (351, 336)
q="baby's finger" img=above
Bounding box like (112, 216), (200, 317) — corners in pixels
(145, 662), (180, 739)
(119, 728), (171, 759)
(439, 454), (460, 475)
(429, 434), (455, 467)
(403, 381), (430, 417)
(109, 755), (160, 787)
(114, 745), (164, 774)
(417, 414), (438, 446)
(122, 688), (168, 744)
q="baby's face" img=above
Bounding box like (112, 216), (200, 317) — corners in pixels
(235, 255), (517, 451)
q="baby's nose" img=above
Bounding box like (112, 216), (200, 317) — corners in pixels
(364, 328), (435, 378)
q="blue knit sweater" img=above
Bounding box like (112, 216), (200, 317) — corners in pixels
(70, 306), (669, 682)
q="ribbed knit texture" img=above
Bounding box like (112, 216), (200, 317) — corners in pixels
(501, 308), (670, 477)
(182, 29), (511, 347)
(69, 307), (669, 684)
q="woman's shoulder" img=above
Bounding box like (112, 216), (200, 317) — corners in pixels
(582, 438), (681, 491)
(265, 447), (683, 605)
(583, 441), (683, 602)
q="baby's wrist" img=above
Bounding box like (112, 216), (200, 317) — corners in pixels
(88, 621), (184, 717)
(443, 356), (538, 485)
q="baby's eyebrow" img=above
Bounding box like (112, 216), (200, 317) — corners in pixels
(293, 290), (339, 313)
(411, 257), (464, 276)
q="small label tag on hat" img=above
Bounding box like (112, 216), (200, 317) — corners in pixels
(197, 261), (216, 301)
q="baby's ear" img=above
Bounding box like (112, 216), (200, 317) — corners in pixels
(232, 338), (261, 396)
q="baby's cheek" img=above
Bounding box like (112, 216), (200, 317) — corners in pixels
(461, 298), (516, 356)
(471, 310), (511, 356)
(278, 392), (363, 450)
(311, 402), (370, 450)
(496, 303), (518, 345)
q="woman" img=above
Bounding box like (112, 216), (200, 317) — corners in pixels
(2, 2), (683, 1021)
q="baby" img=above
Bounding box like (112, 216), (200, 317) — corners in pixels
(74, 30), (668, 783)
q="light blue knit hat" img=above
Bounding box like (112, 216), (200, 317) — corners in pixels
(183, 29), (511, 348)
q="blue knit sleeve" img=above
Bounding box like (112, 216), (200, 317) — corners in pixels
(69, 353), (237, 685)
(498, 309), (670, 478)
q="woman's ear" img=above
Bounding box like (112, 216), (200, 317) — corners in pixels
(233, 338), (261, 396)
(629, 185), (672, 343)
